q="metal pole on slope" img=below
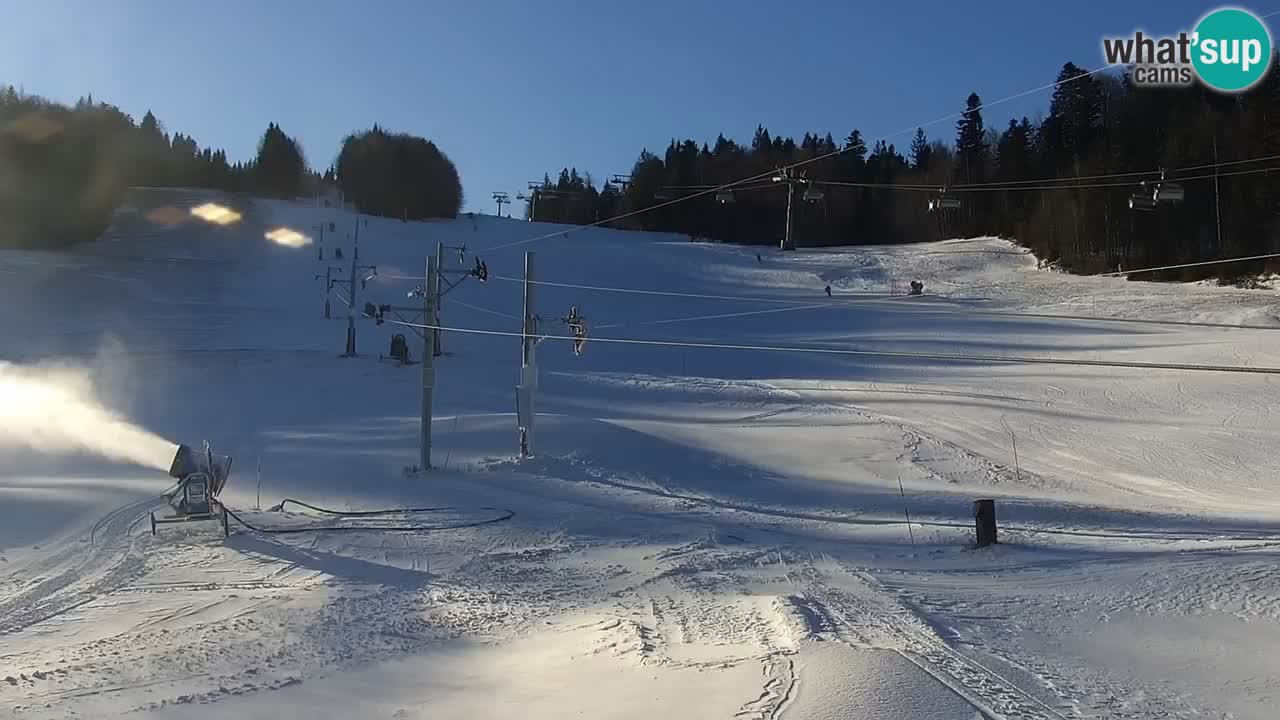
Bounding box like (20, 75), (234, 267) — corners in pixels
(518, 251), (537, 458)
(897, 475), (915, 547)
(1213, 135), (1223, 253)
(315, 265), (342, 319)
(773, 168), (797, 251)
(420, 254), (438, 471)
(782, 178), (796, 251)
(434, 241), (445, 357)
(344, 222), (360, 356)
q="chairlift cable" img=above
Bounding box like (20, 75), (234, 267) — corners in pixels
(380, 319), (1280, 376)
(376, 267), (1280, 334)
(483, 64), (1124, 252)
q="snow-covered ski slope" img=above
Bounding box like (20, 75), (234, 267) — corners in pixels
(3, 188), (1280, 718)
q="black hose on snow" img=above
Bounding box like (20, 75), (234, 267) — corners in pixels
(222, 499), (514, 534)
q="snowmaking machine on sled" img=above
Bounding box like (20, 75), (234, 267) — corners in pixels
(151, 442), (233, 537)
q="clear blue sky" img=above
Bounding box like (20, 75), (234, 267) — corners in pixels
(0, 0), (1264, 212)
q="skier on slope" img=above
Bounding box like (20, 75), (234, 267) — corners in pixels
(824, 284), (832, 297)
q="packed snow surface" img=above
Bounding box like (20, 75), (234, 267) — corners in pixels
(3, 188), (1280, 718)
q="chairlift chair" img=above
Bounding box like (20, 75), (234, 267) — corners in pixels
(716, 190), (735, 204)
(1154, 182), (1185, 204)
(928, 195), (961, 212)
(563, 306), (588, 356)
(1129, 193), (1158, 211)
(802, 186), (825, 202)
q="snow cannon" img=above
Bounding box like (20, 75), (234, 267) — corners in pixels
(153, 442), (233, 537)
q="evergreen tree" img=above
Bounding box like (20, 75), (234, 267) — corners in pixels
(954, 92), (988, 183)
(254, 122), (307, 198)
(909, 128), (933, 171)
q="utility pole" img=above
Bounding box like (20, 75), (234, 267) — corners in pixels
(433, 241), (446, 356)
(493, 191), (510, 217)
(339, 222), (376, 357)
(345, 226), (359, 355)
(315, 265), (343, 319)
(783, 180), (796, 251)
(518, 251), (537, 458)
(420, 254), (437, 471)
(358, 247), (486, 469)
(1214, 135), (1223, 252)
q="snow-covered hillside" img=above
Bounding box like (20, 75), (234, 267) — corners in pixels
(3, 189), (1280, 718)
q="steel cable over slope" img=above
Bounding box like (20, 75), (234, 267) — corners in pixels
(223, 498), (514, 534)
(481, 64), (1125, 252)
(382, 319), (1280, 376)
(379, 263), (1274, 334)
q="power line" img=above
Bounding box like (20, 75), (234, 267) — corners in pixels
(594, 301), (836, 330)
(489, 273), (1280, 332)
(382, 319), (1280, 376)
(658, 181), (779, 191)
(811, 163), (1280, 193)
(929, 152), (1280, 190)
(955, 164), (1278, 191)
(451, 297), (522, 321)
(489, 274), (874, 304)
(483, 64), (1123, 253)
(394, 272), (1280, 334)
(1097, 252), (1280, 277)
(482, 8), (1280, 253)
(452, 283), (1280, 334)
(854, 298), (1280, 332)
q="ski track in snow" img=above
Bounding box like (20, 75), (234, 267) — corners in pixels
(2, 191), (1280, 717)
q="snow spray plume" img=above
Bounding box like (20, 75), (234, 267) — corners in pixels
(0, 360), (178, 471)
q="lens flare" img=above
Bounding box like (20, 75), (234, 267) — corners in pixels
(8, 112), (63, 142)
(147, 205), (188, 227)
(190, 203), (242, 225)
(265, 227), (312, 248)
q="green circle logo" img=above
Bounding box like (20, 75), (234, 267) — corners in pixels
(1192, 8), (1273, 92)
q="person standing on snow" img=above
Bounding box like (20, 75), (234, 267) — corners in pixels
(824, 284), (832, 297)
